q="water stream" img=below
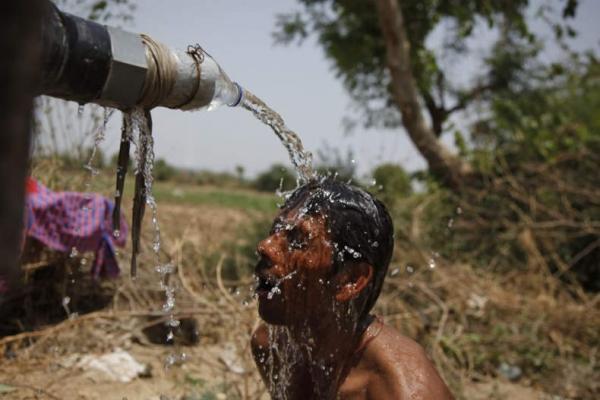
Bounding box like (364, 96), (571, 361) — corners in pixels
(128, 107), (183, 368)
(241, 90), (315, 184)
(64, 106), (113, 319)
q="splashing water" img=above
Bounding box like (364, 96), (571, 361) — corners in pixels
(63, 107), (113, 317)
(128, 107), (182, 367)
(84, 107), (114, 176)
(266, 326), (302, 399)
(242, 90), (315, 184)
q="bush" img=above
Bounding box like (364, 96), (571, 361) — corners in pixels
(154, 158), (176, 182)
(422, 59), (600, 291)
(371, 163), (412, 208)
(253, 164), (296, 192)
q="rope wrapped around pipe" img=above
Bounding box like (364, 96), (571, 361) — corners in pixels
(139, 34), (178, 109)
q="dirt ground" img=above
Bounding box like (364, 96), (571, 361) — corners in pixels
(0, 342), (550, 400)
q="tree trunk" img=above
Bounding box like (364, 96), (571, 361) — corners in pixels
(0, 0), (43, 302)
(374, 0), (472, 190)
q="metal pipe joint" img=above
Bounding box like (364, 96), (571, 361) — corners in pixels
(39, 1), (243, 111)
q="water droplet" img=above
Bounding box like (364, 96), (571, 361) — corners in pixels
(405, 265), (415, 274)
(267, 286), (281, 300)
(390, 268), (400, 277)
(69, 247), (79, 258)
(371, 241), (379, 248)
(155, 263), (175, 274)
(113, 229), (120, 238)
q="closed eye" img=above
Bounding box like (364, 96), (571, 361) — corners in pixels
(288, 227), (308, 250)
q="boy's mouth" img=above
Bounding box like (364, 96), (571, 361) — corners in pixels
(255, 258), (278, 295)
(255, 276), (277, 295)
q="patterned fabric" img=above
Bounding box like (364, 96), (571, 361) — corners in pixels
(25, 178), (128, 278)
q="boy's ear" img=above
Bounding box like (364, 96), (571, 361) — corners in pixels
(335, 262), (374, 303)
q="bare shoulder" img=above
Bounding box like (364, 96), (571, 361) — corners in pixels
(364, 325), (454, 399)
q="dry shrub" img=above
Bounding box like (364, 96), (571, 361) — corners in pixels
(384, 146), (600, 398)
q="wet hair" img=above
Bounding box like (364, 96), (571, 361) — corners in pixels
(280, 177), (394, 316)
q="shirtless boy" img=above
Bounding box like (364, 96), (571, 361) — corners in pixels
(251, 178), (453, 399)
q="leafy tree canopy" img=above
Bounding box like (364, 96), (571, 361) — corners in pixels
(274, 0), (580, 136)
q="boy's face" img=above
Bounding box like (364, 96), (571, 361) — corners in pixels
(255, 206), (335, 325)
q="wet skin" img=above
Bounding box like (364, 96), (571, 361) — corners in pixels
(252, 208), (454, 399)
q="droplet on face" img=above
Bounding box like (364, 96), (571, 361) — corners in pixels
(267, 286), (282, 300)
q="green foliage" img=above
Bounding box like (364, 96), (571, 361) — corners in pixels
(423, 58), (600, 290)
(154, 158), (176, 182)
(371, 163), (412, 208)
(274, 0), (577, 133)
(473, 55), (600, 164)
(253, 163), (296, 192)
(56, 0), (135, 24)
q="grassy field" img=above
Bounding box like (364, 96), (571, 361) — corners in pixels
(151, 182), (278, 213)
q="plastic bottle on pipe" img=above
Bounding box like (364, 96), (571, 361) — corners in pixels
(199, 53), (244, 110)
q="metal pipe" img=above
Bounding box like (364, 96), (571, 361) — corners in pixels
(39, 1), (243, 110)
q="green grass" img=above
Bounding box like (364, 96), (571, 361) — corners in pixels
(33, 162), (280, 214)
(151, 182), (279, 213)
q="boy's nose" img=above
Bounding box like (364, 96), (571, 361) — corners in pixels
(257, 233), (285, 262)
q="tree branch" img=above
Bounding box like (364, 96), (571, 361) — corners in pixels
(374, 0), (472, 190)
(447, 82), (496, 115)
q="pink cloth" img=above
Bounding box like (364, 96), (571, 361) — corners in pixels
(24, 178), (128, 278)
